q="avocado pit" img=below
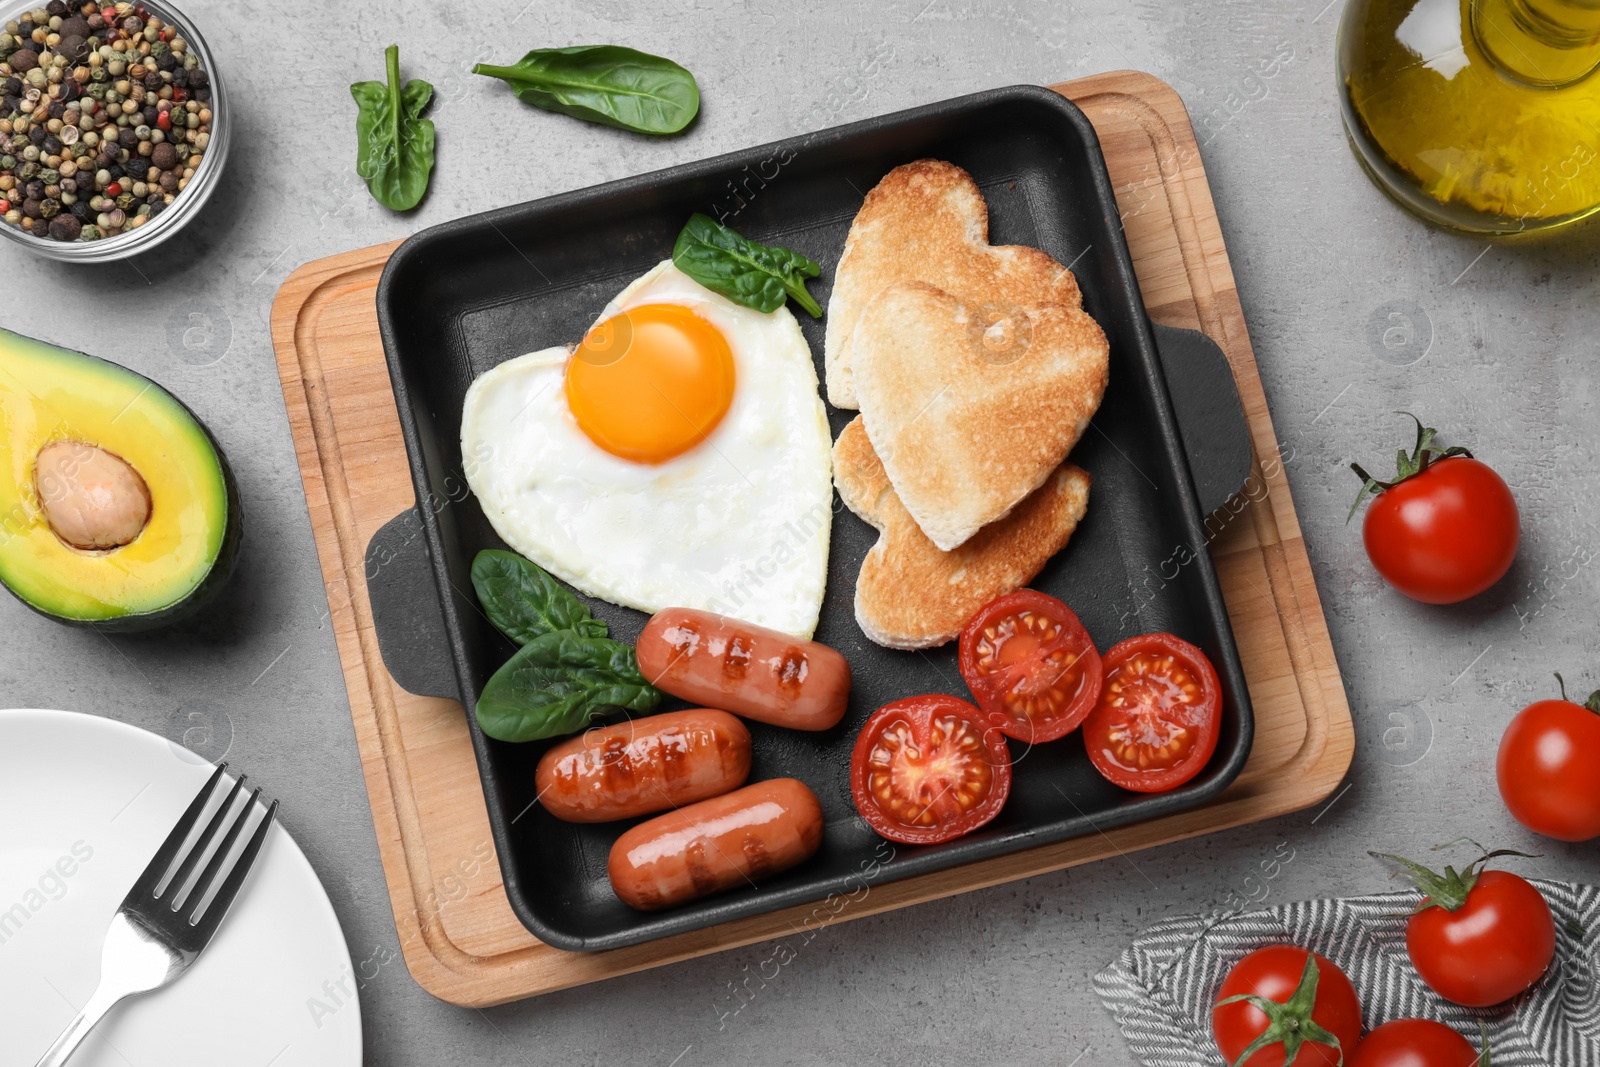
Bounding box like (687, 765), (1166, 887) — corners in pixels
(33, 440), (153, 551)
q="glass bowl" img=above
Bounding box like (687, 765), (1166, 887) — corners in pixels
(0, 0), (229, 262)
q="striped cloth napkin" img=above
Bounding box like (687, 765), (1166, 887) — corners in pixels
(1094, 881), (1600, 1066)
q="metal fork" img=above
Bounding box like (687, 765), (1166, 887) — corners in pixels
(34, 762), (278, 1067)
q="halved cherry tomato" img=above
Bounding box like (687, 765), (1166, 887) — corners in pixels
(1082, 632), (1222, 793)
(1213, 945), (1363, 1067)
(850, 694), (1011, 845)
(958, 590), (1102, 743)
(1348, 1019), (1480, 1067)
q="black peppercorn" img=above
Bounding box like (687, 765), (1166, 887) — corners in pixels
(186, 69), (207, 90)
(46, 1), (67, 17)
(58, 80), (82, 103)
(16, 22), (34, 40)
(23, 179), (43, 200)
(148, 197), (166, 216)
(2, 78), (20, 97)
(117, 127), (136, 149)
(42, 135), (61, 155)
(46, 100), (64, 119)
(48, 213), (81, 241)
(3, 96), (21, 115)
(193, 87), (210, 104)
(107, 163), (124, 179)
(69, 198), (89, 220)
(141, 105), (157, 126)
(21, 197), (41, 218)
(158, 170), (177, 193)
(125, 157), (148, 179)
(155, 51), (177, 72)
(27, 126), (45, 145)
(170, 68), (187, 88)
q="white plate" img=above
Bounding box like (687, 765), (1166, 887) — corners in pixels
(0, 709), (362, 1067)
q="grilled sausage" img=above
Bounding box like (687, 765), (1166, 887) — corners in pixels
(535, 709), (752, 823)
(607, 778), (824, 911)
(636, 608), (851, 731)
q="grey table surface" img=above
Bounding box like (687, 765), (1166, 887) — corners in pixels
(5, 0), (1599, 1063)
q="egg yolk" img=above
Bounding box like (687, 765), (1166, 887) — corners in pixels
(565, 303), (736, 464)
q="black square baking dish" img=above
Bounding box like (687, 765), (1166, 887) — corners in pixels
(374, 83), (1255, 952)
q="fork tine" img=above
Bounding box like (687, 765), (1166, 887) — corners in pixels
(122, 762), (228, 904)
(161, 772), (248, 909)
(184, 785), (260, 922)
(191, 798), (277, 939)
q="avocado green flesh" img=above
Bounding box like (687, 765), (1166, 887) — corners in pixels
(0, 327), (239, 627)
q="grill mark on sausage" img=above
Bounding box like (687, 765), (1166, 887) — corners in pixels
(632, 880), (664, 909)
(658, 725), (690, 784)
(595, 737), (636, 800)
(773, 647), (809, 695)
(684, 839), (720, 894)
(741, 834), (774, 878)
(722, 634), (753, 683)
(661, 622), (702, 675)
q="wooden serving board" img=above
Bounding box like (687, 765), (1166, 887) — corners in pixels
(269, 70), (1353, 1007)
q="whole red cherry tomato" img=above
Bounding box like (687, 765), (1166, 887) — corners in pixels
(1498, 675), (1600, 842)
(1212, 945), (1363, 1067)
(1375, 849), (1555, 1007)
(1348, 1018), (1481, 1067)
(1349, 418), (1518, 604)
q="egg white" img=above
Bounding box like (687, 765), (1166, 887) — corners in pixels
(461, 261), (834, 638)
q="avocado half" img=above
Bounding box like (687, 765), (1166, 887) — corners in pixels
(0, 327), (242, 631)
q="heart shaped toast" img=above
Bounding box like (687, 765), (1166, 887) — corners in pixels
(823, 159), (1085, 410)
(833, 416), (1091, 649)
(851, 280), (1108, 551)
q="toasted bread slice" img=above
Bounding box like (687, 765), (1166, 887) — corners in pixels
(851, 280), (1107, 551)
(833, 416), (1091, 650)
(823, 159), (1084, 410)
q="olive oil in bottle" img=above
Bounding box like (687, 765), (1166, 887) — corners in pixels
(1339, 0), (1600, 235)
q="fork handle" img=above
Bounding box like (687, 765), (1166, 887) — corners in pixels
(33, 981), (126, 1067)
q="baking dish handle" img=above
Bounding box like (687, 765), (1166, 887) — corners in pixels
(364, 509), (462, 701)
(1151, 323), (1254, 519)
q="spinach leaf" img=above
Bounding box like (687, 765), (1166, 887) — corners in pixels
(472, 45), (699, 135)
(476, 631), (662, 743)
(672, 213), (823, 317)
(351, 45), (435, 211)
(471, 549), (607, 645)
